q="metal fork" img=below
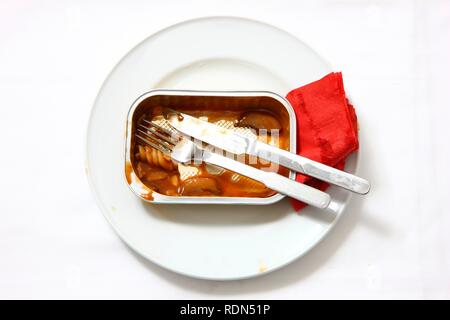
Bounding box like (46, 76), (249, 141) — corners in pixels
(136, 120), (331, 209)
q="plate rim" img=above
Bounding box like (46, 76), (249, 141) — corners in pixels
(85, 16), (361, 281)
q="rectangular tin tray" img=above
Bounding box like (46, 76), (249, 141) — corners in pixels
(124, 89), (297, 205)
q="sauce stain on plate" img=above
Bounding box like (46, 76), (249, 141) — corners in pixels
(259, 261), (268, 273)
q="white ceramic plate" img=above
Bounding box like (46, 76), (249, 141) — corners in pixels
(86, 17), (357, 280)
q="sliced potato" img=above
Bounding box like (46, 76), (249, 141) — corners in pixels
(237, 111), (282, 131)
(144, 169), (168, 181)
(180, 177), (221, 196)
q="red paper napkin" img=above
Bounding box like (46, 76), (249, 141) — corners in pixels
(286, 72), (359, 211)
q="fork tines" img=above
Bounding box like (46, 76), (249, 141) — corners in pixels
(136, 119), (180, 154)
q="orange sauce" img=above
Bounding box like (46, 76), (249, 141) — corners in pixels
(129, 101), (290, 198)
(125, 161), (133, 184)
(141, 192), (154, 201)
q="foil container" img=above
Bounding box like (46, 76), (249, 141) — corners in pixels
(124, 90), (297, 205)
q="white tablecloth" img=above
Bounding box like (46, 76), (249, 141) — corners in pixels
(1, 0), (449, 299)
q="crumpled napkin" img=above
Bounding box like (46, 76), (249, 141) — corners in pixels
(286, 72), (359, 211)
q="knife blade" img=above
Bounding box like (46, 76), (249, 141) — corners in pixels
(166, 112), (252, 154)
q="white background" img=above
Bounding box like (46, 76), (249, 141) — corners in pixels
(1, 0), (449, 299)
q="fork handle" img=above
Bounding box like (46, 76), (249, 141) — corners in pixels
(253, 142), (370, 194)
(202, 151), (331, 209)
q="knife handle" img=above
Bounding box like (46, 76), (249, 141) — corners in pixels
(253, 142), (370, 194)
(202, 151), (331, 209)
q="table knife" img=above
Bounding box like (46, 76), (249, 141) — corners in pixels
(167, 111), (370, 194)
